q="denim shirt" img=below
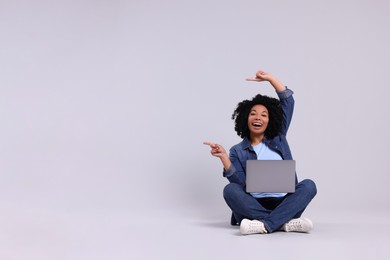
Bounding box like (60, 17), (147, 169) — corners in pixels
(223, 88), (297, 188)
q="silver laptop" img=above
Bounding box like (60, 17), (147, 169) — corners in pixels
(246, 160), (296, 193)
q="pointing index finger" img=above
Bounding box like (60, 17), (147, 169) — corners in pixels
(203, 141), (219, 148)
(246, 77), (261, 81)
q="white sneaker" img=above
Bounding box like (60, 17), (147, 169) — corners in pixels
(240, 219), (268, 235)
(282, 218), (313, 233)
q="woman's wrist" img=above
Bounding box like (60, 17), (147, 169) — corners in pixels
(220, 155), (231, 170)
(269, 78), (286, 92)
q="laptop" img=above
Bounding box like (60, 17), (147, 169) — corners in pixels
(246, 160), (296, 193)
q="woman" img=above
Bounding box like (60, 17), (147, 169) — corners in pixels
(204, 70), (317, 234)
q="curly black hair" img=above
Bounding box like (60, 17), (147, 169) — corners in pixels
(231, 94), (283, 139)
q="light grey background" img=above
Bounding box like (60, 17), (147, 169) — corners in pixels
(1, 0), (390, 259)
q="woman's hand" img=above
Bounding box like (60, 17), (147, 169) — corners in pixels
(203, 141), (231, 170)
(246, 70), (286, 92)
(246, 70), (275, 82)
(203, 141), (227, 158)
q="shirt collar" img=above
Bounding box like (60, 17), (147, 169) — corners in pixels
(241, 137), (252, 150)
(241, 136), (270, 150)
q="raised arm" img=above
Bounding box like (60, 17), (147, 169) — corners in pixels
(246, 70), (294, 135)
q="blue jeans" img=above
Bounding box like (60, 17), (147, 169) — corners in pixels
(223, 179), (317, 233)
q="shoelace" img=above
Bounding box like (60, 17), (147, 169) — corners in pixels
(287, 221), (303, 230)
(248, 222), (262, 231)
(247, 222), (267, 233)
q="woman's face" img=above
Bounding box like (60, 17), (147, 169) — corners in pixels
(248, 104), (269, 136)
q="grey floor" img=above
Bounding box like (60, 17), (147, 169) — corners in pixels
(1, 203), (390, 260)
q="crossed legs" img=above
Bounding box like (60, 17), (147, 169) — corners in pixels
(223, 179), (317, 233)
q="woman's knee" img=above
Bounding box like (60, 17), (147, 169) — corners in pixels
(223, 183), (244, 200)
(300, 179), (317, 197)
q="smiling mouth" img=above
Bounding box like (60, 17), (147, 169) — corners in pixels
(252, 122), (263, 127)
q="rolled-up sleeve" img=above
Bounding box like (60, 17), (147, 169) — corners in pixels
(276, 87), (295, 135)
(222, 147), (246, 187)
(223, 163), (235, 178)
(276, 87), (294, 100)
